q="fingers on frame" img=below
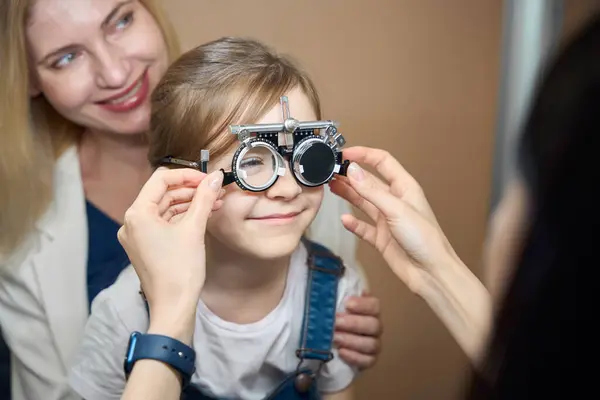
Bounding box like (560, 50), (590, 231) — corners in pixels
(341, 214), (378, 245)
(186, 170), (223, 221)
(135, 168), (205, 206)
(329, 179), (380, 222)
(158, 187), (197, 215)
(344, 146), (419, 193)
(163, 199), (224, 223)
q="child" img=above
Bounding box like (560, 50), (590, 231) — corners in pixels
(68, 37), (364, 400)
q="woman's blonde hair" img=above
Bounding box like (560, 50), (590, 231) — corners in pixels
(0, 0), (180, 257)
(148, 37), (321, 168)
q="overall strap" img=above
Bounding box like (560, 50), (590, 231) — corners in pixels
(296, 238), (345, 368)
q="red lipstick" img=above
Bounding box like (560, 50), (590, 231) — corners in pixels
(97, 69), (150, 113)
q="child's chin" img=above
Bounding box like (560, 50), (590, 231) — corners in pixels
(250, 236), (302, 260)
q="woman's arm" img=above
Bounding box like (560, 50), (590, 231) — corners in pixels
(418, 255), (492, 363)
(329, 146), (492, 363)
(122, 360), (182, 400)
(122, 313), (196, 400)
(117, 168), (223, 399)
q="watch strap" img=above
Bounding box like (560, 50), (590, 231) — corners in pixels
(124, 332), (196, 386)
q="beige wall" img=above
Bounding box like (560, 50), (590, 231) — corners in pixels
(164, 1), (503, 398)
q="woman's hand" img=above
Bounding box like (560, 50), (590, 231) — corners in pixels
(329, 146), (459, 294)
(329, 147), (491, 361)
(335, 292), (382, 369)
(119, 168), (223, 400)
(117, 167), (224, 343)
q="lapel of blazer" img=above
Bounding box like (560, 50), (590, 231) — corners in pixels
(32, 146), (88, 368)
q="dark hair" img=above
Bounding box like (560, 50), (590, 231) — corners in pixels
(469, 12), (600, 399)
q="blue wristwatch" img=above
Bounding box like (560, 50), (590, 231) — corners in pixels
(123, 331), (196, 387)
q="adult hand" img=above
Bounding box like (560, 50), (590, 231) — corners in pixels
(330, 147), (492, 361)
(117, 167), (224, 343)
(329, 146), (461, 295)
(334, 292), (382, 369)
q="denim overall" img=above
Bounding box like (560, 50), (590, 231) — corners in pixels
(141, 239), (345, 400)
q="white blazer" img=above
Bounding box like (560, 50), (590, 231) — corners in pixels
(0, 146), (361, 400)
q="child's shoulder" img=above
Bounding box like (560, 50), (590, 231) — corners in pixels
(299, 239), (365, 308)
(89, 264), (148, 332)
(93, 264), (142, 307)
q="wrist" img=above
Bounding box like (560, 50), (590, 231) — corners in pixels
(124, 331), (196, 389)
(148, 318), (195, 346)
(147, 296), (199, 346)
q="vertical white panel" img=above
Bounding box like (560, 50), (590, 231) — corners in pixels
(490, 0), (563, 210)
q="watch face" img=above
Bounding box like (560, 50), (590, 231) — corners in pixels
(123, 331), (141, 375)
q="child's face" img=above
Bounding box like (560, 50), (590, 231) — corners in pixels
(206, 88), (325, 259)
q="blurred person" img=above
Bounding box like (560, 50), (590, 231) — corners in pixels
(330, 12), (600, 399)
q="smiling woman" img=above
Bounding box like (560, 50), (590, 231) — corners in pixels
(26, 0), (171, 139)
(0, 1), (382, 399)
(0, 1), (180, 398)
(0, 0), (180, 256)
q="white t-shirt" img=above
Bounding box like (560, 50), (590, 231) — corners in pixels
(68, 243), (364, 400)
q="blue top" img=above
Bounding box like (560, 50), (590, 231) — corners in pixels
(86, 200), (131, 309)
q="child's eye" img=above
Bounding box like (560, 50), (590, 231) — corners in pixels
(240, 157), (264, 169)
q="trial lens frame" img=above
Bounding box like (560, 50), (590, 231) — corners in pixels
(158, 96), (349, 190)
(159, 150), (236, 187)
(229, 96), (347, 155)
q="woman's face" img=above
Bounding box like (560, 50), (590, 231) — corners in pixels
(26, 0), (169, 135)
(483, 178), (529, 300)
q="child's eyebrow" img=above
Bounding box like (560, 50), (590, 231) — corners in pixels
(221, 151), (236, 160)
(212, 151), (237, 166)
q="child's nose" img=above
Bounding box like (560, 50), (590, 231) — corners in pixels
(265, 164), (302, 200)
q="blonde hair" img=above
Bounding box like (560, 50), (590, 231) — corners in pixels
(0, 0), (180, 257)
(148, 37), (321, 167)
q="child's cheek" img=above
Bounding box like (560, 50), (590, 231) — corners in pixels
(306, 185), (325, 205)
